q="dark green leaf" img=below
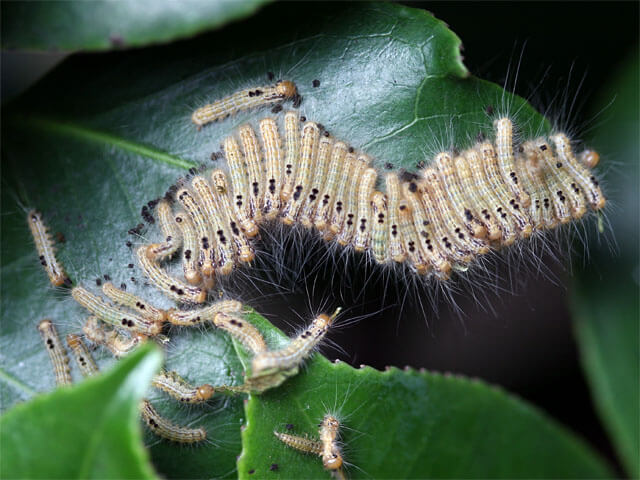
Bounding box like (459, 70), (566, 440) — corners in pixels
(0, 343), (161, 479)
(1, 0), (272, 51)
(239, 354), (613, 479)
(572, 50), (640, 477)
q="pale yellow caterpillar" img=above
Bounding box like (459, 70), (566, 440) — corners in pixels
(166, 299), (243, 326)
(136, 245), (206, 304)
(176, 188), (215, 279)
(260, 117), (284, 219)
(66, 333), (99, 377)
(251, 309), (341, 378)
(71, 286), (163, 336)
(174, 212), (202, 285)
(191, 80), (297, 128)
(274, 431), (323, 455)
(101, 282), (166, 324)
(319, 414), (344, 472)
(494, 117), (531, 208)
(82, 316), (142, 358)
(213, 312), (267, 355)
(352, 167), (378, 252)
(282, 121), (320, 225)
(140, 399), (207, 444)
(27, 210), (68, 287)
(210, 170), (255, 263)
(239, 124), (264, 224)
(224, 135), (259, 237)
(299, 134), (334, 228)
(328, 150), (357, 239)
(152, 370), (215, 404)
(337, 154), (370, 247)
(37, 319), (72, 386)
(146, 200), (182, 261)
(384, 173), (406, 263)
(314, 141), (347, 231)
(280, 111), (301, 203)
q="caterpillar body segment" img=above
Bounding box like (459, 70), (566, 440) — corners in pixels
(82, 316), (143, 358)
(370, 191), (389, 264)
(532, 139), (588, 219)
(274, 431), (323, 455)
(27, 210), (68, 287)
(176, 188), (215, 278)
(281, 111), (300, 203)
(494, 117), (531, 208)
(101, 282), (166, 324)
(152, 370), (215, 403)
(72, 286), (163, 335)
(299, 134), (334, 228)
(434, 153), (488, 239)
(239, 124), (264, 224)
(146, 200), (182, 261)
(192, 80), (297, 127)
(141, 399), (207, 443)
(210, 170), (255, 263)
(352, 167), (378, 252)
(213, 312), (267, 354)
(136, 246), (207, 304)
(478, 142), (533, 237)
(191, 176), (235, 275)
(385, 173), (407, 263)
(397, 199), (430, 275)
(337, 154), (371, 247)
(167, 299), (244, 326)
(320, 415), (344, 471)
(174, 212), (202, 285)
(37, 319), (72, 386)
(224, 135), (258, 237)
(66, 333), (99, 377)
(260, 117), (284, 219)
(314, 141), (348, 231)
(328, 150), (357, 238)
(282, 121), (320, 225)
(401, 182), (452, 279)
(251, 309), (340, 378)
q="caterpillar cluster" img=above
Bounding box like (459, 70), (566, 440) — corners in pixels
(25, 76), (607, 457)
(139, 109), (605, 296)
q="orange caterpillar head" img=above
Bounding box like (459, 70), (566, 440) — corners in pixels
(275, 80), (297, 98)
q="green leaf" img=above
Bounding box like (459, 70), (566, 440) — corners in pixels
(1, 0), (272, 52)
(239, 354), (613, 478)
(0, 2), (591, 478)
(0, 343), (161, 479)
(572, 50), (640, 477)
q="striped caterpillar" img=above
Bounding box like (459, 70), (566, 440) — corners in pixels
(192, 80), (299, 128)
(138, 111), (605, 298)
(37, 319), (72, 386)
(27, 210), (69, 287)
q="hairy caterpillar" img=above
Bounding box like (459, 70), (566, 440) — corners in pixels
(251, 309), (340, 378)
(101, 282), (166, 324)
(152, 370), (215, 404)
(66, 333), (99, 377)
(213, 312), (268, 355)
(140, 399), (207, 444)
(82, 316), (143, 358)
(27, 210), (69, 287)
(37, 319), (72, 386)
(71, 286), (163, 336)
(191, 80), (298, 128)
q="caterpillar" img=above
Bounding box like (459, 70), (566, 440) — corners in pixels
(82, 316), (143, 358)
(152, 370), (215, 404)
(192, 80), (298, 128)
(71, 286), (163, 336)
(139, 112), (605, 298)
(101, 282), (166, 324)
(140, 399), (207, 444)
(251, 309), (340, 378)
(166, 299), (243, 325)
(27, 210), (69, 287)
(213, 312), (268, 355)
(66, 333), (99, 377)
(37, 319), (72, 386)
(274, 431), (323, 455)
